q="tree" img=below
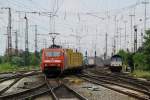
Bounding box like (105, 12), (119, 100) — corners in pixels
(0, 56), (2, 64)
(133, 53), (146, 70)
(143, 30), (150, 70)
(30, 53), (40, 66)
(117, 50), (134, 72)
(11, 56), (24, 66)
(117, 50), (129, 65)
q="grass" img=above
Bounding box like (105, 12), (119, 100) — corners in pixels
(132, 70), (150, 80)
(0, 63), (40, 73)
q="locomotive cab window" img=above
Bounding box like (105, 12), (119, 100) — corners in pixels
(111, 58), (116, 61)
(46, 51), (62, 57)
(117, 58), (122, 61)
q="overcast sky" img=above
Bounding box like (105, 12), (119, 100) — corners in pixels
(0, 0), (149, 57)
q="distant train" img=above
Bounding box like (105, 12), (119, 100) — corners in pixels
(40, 48), (83, 76)
(110, 55), (123, 72)
(83, 57), (104, 67)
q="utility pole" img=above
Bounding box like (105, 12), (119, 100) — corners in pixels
(8, 8), (12, 57)
(134, 25), (137, 52)
(94, 50), (97, 58)
(119, 27), (123, 50)
(104, 33), (108, 60)
(16, 11), (21, 50)
(142, 0), (149, 32)
(2, 8), (12, 57)
(24, 14), (29, 66)
(116, 19), (119, 52)
(129, 14), (135, 52)
(95, 28), (97, 58)
(33, 25), (38, 65)
(43, 39), (47, 48)
(112, 37), (116, 55)
(24, 14), (29, 52)
(34, 25), (38, 55)
(124, 21), (127, 51)
(141, 29), (143, 46)
(15, 31), (18, 55)
(114, 16), (117, 54)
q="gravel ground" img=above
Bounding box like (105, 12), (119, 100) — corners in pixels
(64, 76), (137, 100)
(34, 93), (53, 100)
(34, 93), (52, 100)
(54, 85), (80, 100)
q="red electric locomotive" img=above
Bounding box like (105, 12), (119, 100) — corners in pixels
(40, 48), (65, 75)
(40, 47), (83, 76)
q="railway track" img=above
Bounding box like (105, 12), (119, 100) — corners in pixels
(2, 67), (149, 100)
(0, 75), (87, 100)
(91, 73), (149, 92)
(90, 70), (150, 87)
(45, 77), (87, 100)
(0, 69), (40, 75)
(79, 71), (150, 100)
(89, 69), (150, 91)
(0, 70), (42, 84)
(0, 70), (40, 79)
(0, 71), (45, 100)
(0, 82), (49, 100)
(0, 78), (22, 95)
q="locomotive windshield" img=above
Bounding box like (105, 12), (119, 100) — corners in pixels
(46, 51), (61, 57)
(111, 57), (122, 62)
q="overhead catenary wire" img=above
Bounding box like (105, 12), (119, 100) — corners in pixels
(0, 0), (149, 56)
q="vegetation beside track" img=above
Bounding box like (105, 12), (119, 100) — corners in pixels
(0, 63), (39, 72)
(132, 70), (150, 80)
(0, 52), (41, 72)
(117, 29), (150, 80)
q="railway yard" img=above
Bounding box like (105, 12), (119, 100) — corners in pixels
(1, 0), (150, 100)
(0, 67), (149, 100)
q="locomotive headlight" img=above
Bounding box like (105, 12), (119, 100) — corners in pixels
(44, 60), (50, 63)
(54, 60), (62, 63)
(45, 64), (48, 66)
(57, 64), (61, 66)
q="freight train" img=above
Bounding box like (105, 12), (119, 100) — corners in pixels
(40, 47), (83, 76)
(110, 55), (123, 72)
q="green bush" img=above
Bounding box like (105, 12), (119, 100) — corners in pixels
(0, 56), (2, 64)
(117, 50), (128, 64)
(0, 63), (19, 72)
(132, 70), (150, 80)
(11, 56), (24, 66)
(2, 56), (8, 63)
(0, 56), (8, 63)
(141, 30), (150, 70)
(30, 54), (40, 66)
(133, 53), (147, 70)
